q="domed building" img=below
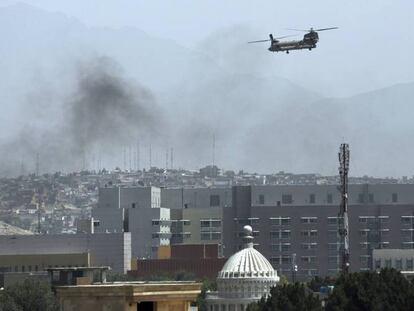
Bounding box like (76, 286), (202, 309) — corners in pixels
(206, 225), (279, 311)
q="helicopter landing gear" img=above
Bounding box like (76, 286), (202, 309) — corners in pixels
(286, 50), (289, 54)
(309, 48), (312, 51)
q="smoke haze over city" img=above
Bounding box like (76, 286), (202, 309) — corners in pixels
(1, 1), (414, 177)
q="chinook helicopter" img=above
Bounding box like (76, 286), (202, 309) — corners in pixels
(248, 27), (338, 54)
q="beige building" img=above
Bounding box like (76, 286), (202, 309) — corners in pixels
(171, 207), (222, 245)
(56, 281), (201, 311)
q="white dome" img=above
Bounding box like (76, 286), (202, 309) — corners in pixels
(213, 226), (279, 300)
(218, 247), (277, 279)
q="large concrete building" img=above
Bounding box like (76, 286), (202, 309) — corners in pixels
(94, 186), (229, 258)
(223, 184), (414, 280)
(0, 232), (131, 273)
(93, 183), (414, 280)
(93, 186), (170, 258)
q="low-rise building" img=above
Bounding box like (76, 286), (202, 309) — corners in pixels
(0, 232), (131, 273)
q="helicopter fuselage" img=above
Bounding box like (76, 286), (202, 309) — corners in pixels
(269, 40), (315, 52)
(269, 31), (319, 53)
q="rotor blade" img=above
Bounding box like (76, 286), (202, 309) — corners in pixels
(285, 28), (308, 32)
(247, 39), (270, 44)
(274, 34), (298, 39)
(315, 27), (339, 31)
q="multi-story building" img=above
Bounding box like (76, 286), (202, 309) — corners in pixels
(223, 184), (414, 280)
(93, 186), (170, 259)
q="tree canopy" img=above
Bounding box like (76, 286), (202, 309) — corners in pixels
(0, 279), (58, 311)
(326, 268), (414, 311)
(247, 283), (322, 311)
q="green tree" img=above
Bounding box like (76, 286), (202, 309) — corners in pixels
(326, 268), (414, 311)
(247, 283), (322, 311)
(197, 278), (217, 311)
(0, 279), (58, 311)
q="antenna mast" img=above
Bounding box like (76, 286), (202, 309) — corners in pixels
(338, 143), (350, 273)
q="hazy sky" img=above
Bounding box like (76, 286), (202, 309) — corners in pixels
(2, 0), (414, 97)
(1, 0), (413, 97)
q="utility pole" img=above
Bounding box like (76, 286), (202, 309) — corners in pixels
(338, 143), (350, 273)
(170, 147), (173, 170)
(212, 134), (215, 168)
(35, 153), (40, 176)
(149, 144), (152, 169)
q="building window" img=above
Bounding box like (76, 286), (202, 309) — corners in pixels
(301, 256), (317, 264)
(211, 220), (221, 227)
(360, 256), (370, 266)
(201, 233), (210, 240)
(385, 259), (392, 268)
(270, 230), (291, 239)
(374, 259), (381, 269)
(392, 193), (398, 203)
(302, 243), (318, 250)
(282, 194), (293, 204)
(402, 242), (414, 249)
(211, 232), (221, 240)
(301, 217), (317, 224)
(210, 195), (220, 207)
(401, 216), (414, 225)
(272, 243), (291, 252)
(327, 194), (333, 204)
(359, 217), (368, 223)
(270, 217), (291, 226)
(395, 259), (403, 270)
(309, 194), (315, 204)
(328, 243), (343, 251)
(379, 242), (390, 248)
(379, 216), (389, 224)
(368, 193), (374, 203)
(407, 259), (414, 270)
(301, 230), (318, 237)
(259, 194), (265, 205)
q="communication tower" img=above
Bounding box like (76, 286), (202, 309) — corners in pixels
(338, 143), (350, 273)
